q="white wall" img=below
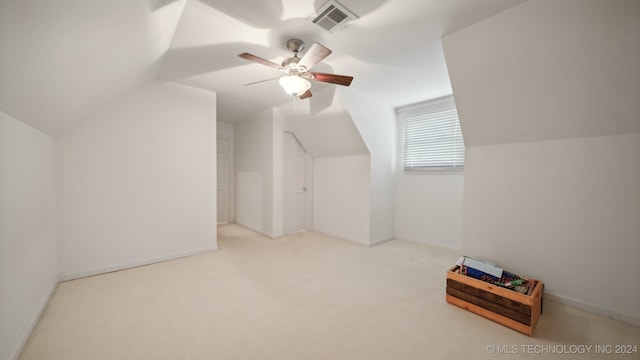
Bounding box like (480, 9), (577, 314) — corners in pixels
(463, 134), (640, 321)
(235, 110), (272, 235)
(394, 100), (465, 249)
(217, 121), (235, 222)
(395, 173), (464, 249)
(56, 81), (217, 279)
(443, 0), (640, 323)
(234, 109), (288, 237)
(340, 91), (396, 244)
(217, 121), (235, 139)
(313, 155), (371, 246)
(0, 112), (57, 360)
(272, 111), (286, 237)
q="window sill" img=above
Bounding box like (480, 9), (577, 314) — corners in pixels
(403, 168), (464, 175)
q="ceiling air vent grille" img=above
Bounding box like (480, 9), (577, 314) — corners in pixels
(309, 1), (359, 33)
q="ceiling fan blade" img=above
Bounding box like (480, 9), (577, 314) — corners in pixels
(299, 90), (312, 99)
(311, 72), (353, 87)
(298, 43), (332, 70)
(243, 76), (282, 87)
(238, 53), (282, 70)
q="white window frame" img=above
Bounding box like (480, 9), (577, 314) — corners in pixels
(397, 95), (465, 172)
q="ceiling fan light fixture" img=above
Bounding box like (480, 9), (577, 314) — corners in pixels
(279, 75), (311, 96)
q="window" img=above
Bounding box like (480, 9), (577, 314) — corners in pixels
(397, 95), (464, 171)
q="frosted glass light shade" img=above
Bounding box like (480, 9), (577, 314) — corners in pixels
(279, 75), (311, 95)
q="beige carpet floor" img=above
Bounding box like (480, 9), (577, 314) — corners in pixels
(19, 224), (639, 359)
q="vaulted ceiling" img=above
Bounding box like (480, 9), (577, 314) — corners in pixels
(0, 0), (526, 136)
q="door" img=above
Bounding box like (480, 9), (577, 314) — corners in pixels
(217, 138), (230, 223)
(284, 132), (307, 234)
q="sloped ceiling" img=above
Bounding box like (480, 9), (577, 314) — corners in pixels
(443, 0), (640, 146)
(276, 86), (369, 158)
(0, 0), (527, 135)
(0, 0), (186, 135)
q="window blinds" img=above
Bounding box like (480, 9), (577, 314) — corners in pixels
(398, 96), (465, 171)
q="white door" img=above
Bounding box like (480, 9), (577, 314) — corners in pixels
(217, 138), (230, 223)
(285, 133), (307, 234)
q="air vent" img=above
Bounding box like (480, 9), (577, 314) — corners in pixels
(309, 0), (359, 33)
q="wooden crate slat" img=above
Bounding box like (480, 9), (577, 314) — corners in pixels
(446, 294), (534, 336)
(530, 282), (543, 328)
(446, 286), (531, 325)
(447, 266), (535, 305)
(447, 278), (532, 316)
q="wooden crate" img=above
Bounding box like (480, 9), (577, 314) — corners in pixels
(446, 265), (543, 336)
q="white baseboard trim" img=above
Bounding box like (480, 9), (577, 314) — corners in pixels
(10, 281), (57, 360)
(310, 229), (374, 248)
(58, 245), (218, 282)
(394, 236), (462, 254)
(544, 291), (640, 326)
(369, 236), (395, 247)
(233, 222), (279, 239)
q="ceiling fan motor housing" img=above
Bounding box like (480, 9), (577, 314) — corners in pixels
(286, 38), (305, 53)
(282, 39), (310, 77)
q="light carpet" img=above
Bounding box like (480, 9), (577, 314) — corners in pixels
(19, 224), (639, 359)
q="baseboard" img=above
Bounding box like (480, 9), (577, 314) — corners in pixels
(311, 229), (373, 248)
(369, 236), (394, 247)
(394, 236), (462, 254)
(58, 245), (218, 281)
(233, 222), (278, 239)
(9, 281), (57, 360)
(544, 291), (640, 327)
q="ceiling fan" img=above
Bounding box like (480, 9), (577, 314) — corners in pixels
(238, 38), (353, 100)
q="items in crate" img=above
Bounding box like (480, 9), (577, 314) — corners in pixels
(456, 256), (533, 295)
